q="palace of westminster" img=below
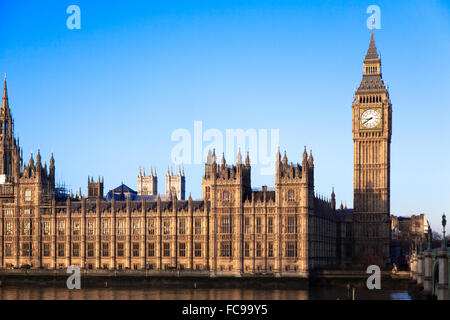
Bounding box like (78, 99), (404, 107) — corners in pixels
(0, 30), (393, 276)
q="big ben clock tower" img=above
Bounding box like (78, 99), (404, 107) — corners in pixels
(352, 29), (392, 267)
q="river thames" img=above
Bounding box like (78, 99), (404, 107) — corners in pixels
(0, 286), (411, 300)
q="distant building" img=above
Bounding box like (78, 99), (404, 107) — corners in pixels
(391, 214), (429, 241)
(137, 167), (157, 196)
(166, 167), (185, 200)
(106, 183), (137, 201)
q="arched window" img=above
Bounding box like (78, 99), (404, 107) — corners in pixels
(288, 190), (295, 202)
(223, 191), (230, 202)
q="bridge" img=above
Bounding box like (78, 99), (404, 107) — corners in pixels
(409, 214), (449, 300)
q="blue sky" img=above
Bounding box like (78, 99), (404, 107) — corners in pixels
(0, 0), (449, 231)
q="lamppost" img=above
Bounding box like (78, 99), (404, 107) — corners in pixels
(442, 213), (447, 249)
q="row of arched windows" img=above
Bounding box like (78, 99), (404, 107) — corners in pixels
(359, 95), (382, 104)
(365, 66), (378, 74)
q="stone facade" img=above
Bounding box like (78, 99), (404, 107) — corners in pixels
(352, 29), (392, 267)
(0, 78), (338, 275)
(0, 30), (393, 274)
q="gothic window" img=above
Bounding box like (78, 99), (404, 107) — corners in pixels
(23, 209), (31, 215)
(5, 243), (12, 256)
(88, 221), (94, 235)
(147, 243), (155, 256)
(285, 241), (297, 258)
(163, 220), (170, 235)
(5, 221), (13, 235)
(73, 221), (80, 235)
(244, 242), (250, 257)
(148, 219), (155, 235)
(58, 243), (65, 257)
(220, 216), (231, 234)
(194, 242), (202, 257)
(287, 216), (297, 234)
(163, 243), (170, 257)
(73, 243), (80, 257)
(256, 242), (262, 257)
(256, 217), (262, 234)
(220, 241), (232, 257)
(244, 217), (250, 234)
(43, 243), (50, 257)
(25, 190), (31, 201)
(268, 242), (273, 257)
(43, 221), (50, 235)
(268, 217), (273, 234)
(132, 243), (139, 257)
(179, 218), (186, 235)
(132, 221), (140, 235)
(178, 242), (186, 257)
(117, 220), (124, 235)
(102, 220), (109, 235)
(117, 243), (124, 257)
(23, 221), (31, 235)
(288, 190), (295, 202)
(58, 221), (65, 235)
(194, 219), (201, 235)
(223, 191), (230, 202)
(5, 208), (13, 216)
(87, 243), (94, 257)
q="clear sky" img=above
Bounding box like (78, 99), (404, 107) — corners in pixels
(0, 1), (449, 231)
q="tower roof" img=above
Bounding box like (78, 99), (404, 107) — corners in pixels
(365, 28), (380, 61)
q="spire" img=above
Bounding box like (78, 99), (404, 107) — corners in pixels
(276, 147), (281, 162)
(308, 150), (314, 167)
(221, 153), (226, 166)
(245, 152), (250, 166)
(212, 148), (216, 163)
(207, 149), (212, 164)
(237, 148), (242, 165)
(365, 27), (379, 61)
(139, 166), (142, 177)
(282, 151), (287, 165)
(2, 74), (9, 110)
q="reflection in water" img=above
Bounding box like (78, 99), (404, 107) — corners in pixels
(0, 286), (409, 300)
(0, 287), (307, 300)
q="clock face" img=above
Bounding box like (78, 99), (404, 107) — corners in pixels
(361, 109), (381, 129)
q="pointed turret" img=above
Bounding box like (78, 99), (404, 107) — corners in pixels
(36, 149), (42, 171)
(2, 74), (9, 110)
(331, 186), (336, 211)
(221, 153), (226, 167)
(236, 148), (242, 165)
(245, 152), (250, 167)
(308, 150), (314, 168)
(282, 151), (287, 166)
(212, 149), (216, 163)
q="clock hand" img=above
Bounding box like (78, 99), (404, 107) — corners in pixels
(363, 117), (373, 124)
